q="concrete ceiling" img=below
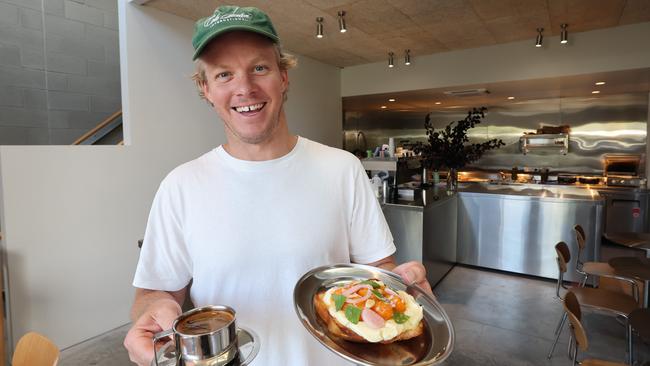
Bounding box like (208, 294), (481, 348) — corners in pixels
(342, 68), (650, 112)
(144, 0), (650, 68)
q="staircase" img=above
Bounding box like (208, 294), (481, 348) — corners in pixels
(72, 110), (123, 145)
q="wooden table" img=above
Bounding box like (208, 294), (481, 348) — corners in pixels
(609, 256), (650, 308)
(604, 232), (650, 257)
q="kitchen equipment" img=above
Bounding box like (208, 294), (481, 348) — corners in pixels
(578, 176), (601, 185)
(558, 175), (577, 185)
(293, 263), (454, 366)
(519, 133), (569, 155)
(153, 305), (258, 366)
(604, 154), (646, 188)
(597, 188), (650, 235)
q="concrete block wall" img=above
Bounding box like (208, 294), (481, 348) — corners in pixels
(0, 0), (121, 145)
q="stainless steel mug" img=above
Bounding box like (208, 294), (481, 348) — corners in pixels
(153, 305), (238, 366)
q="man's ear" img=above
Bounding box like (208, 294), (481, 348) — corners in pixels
(280, 69), (289, 92)
(201, 81), (213, 104)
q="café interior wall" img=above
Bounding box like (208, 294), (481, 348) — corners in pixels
(341, 22), (650, 98)
(0, 1), (342, 351)
(344, 93), (649, 174)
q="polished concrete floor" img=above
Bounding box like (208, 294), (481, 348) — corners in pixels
(59, 266), (649, 365)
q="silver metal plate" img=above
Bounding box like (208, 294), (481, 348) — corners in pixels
(154, 327), (260, 366)
(294, 264), (454, 366)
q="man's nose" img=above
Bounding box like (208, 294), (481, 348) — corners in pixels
(234, 73), (257, 96)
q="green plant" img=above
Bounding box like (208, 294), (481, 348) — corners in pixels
(415, 107), (504, 170)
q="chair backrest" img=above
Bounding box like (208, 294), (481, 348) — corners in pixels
(12, 332), (59, 366)
(564, 291), (589, 351)
(574, 225), (586, 249)
(554, 241), (571, 298)
(573, 225), (586, 268)
(555, 241), (570, 274)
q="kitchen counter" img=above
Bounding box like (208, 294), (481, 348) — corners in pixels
(456, 182), (604, 282)
(381, 186), (457, 286)
(460, 182), (603, 202)
(381, 186), (456, 210)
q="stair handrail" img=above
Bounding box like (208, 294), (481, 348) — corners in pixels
(72, 109), (123, 145)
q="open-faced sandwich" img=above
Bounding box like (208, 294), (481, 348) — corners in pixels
(313, 279), (424, 343)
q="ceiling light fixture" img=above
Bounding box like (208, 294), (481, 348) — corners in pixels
(338, 11), (347, 33)
(388, 98), (396, 102)
(535, 27), (544, 47)
(381, 105), (387, 109)
(507, 96), (515, 100)
(388, 52), (394, 68)
(560, 23), (568, 44)
(316, 17), (324, 39)
(435, 102), (441, 105)
(595, 81), (606, 85)
(592, 90), (600, 94)
(404, 49), (411, 65)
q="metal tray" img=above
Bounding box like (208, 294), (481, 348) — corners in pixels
(294, 264), (454, 366)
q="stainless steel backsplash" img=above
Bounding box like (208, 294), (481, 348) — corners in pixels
(344, 93), (649, 175)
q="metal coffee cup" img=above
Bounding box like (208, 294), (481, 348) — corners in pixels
(153, 305), (238, 366)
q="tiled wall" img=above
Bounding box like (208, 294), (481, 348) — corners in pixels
(0, 0), (120, 144)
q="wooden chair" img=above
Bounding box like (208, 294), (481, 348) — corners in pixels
(12, 332), (59, 366)
(548, 242), (637, 363)
(563, 291), (628, 366)
(574, 225), (639, 300)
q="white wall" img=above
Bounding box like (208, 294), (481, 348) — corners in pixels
(342, 22), (650, 97)
(0, 1), (341, 350)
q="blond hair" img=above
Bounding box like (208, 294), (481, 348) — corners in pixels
(192, 43), (297, 102)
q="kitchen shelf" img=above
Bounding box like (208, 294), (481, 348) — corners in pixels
(519, 133), (569, 155)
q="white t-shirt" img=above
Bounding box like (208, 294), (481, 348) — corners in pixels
(133, 137), (395, 366)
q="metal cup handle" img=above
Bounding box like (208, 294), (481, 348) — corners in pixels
(152, 328), (174, 366)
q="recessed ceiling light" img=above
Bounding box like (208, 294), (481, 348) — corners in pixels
(381, 105), (387, 109)
(592, 90), (600, 94)
(388, 98), (396, 102)
(595, 81), (606, 85)
(435, 102), (441, 105)
(507, 96), (515, 100)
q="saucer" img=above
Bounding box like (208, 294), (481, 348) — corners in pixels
(154, 327), (260, 366)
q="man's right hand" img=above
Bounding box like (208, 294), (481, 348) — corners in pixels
(124, 298), (182, 366)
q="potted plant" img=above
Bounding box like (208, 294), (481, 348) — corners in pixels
(415, 107), (504, 191)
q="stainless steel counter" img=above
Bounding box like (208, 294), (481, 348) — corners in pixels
(457, 183), (605, 282)
(381, 187), (457, 286)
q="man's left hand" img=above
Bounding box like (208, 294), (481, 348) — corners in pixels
(392, 261), (434, 296)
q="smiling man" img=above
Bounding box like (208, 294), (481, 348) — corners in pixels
(123, 6), (431, 366)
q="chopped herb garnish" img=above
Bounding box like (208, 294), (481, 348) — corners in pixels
(332, 294), (346, 311)
(393, 312), (410, 324)
(360, 280), (381, 289)
(371, 289), (386, 300)
(345, 305), (362, 324)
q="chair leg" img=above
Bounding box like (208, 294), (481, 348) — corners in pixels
(627, 322), (633, 365)
(548, 312), (568, 359)
(553, 312), (566, 335)
(567, 333), (574, 360)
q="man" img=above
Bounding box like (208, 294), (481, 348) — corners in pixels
(124, 6), (431, 366)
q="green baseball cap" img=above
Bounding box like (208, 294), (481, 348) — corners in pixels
(192, 5), (280, 60)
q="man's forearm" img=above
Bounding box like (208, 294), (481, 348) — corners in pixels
(130, 288), (186, 321)
(364, 255), (397, 271)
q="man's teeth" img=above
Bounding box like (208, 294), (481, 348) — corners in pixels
(234, 103), (264, 113)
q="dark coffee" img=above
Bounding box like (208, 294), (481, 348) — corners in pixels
(176, 309), (234, 335)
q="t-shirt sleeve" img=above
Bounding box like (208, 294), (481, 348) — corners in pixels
(133, 175), (192, 291)
(348, 160), (396, 264)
